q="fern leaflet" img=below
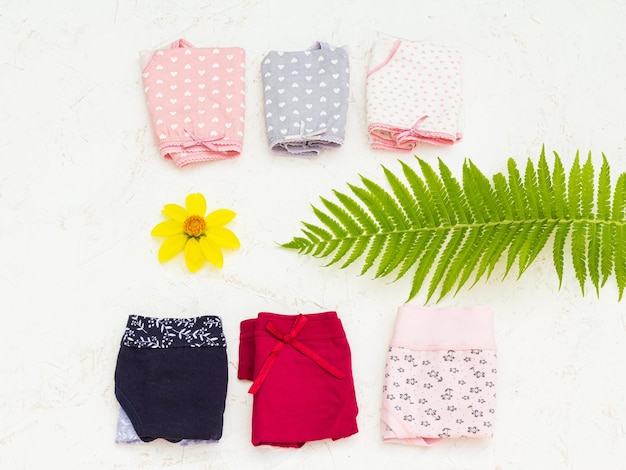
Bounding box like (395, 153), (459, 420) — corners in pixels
(283, 151), (626, 302)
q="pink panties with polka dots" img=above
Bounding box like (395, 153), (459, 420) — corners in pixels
(141, 39), (245, 167)
(382, 305), (497, 446)
(366, 38), (463, 151)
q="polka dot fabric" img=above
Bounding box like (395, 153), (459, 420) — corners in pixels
(141, 39), (245, 168)
(366, 38), (463, 151)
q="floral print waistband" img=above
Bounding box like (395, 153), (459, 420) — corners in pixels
(121, 315), (226, 348)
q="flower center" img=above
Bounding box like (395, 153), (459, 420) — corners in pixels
(183, 215), (206, 237)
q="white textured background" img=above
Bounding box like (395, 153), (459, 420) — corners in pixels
(2, 0), (626, 468)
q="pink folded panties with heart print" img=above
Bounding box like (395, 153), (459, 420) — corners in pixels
(141, 39), (245, 167)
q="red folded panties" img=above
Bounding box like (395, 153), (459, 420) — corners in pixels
(238, 311), (359, 447)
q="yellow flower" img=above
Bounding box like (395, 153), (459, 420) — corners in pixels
(151, 193), (240, 272)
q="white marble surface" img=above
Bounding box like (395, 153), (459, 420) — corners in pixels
(2, 0), (626, 468)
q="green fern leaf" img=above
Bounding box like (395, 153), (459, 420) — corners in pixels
(427, 228), (467, 302)
(282, 151), (626, 301)
(348, 182), (392, 232)
(325, 238), (356, 267)
(597, 156), (612, 285)
(408, 231), (447, 300)
(401, 161), (438, 226)
(537, 147), (555, 218)
(553, 222), (570, 287)
(600, 223), (614, 287)
(493, 173), (514, 220)
(504, 222), (533, 279)
(615, 224), (626, 300)
(611, 173), (626, 221)
(282, 236), (311, 251)
(340, 237), (368, 269)
(571, 220), (588, 295)
(394, 231), (432, 281)
(580, 152), (597, 294)
(524, 158), (541, 218)
(519, 221), (557, 275)
(360, 175), (409, 230)
(441, 226), (482, 297)
(319, 197), (363, 235)
(333, 190), (378, 232)
(317, 239), (340, 258)
(378, 231), (417, 278)
(568, 152), (583, 218)
(375, 232), (403, 278)
(480, 223), (521, 281)
(581, 153), (595, 218)
(466, 160), (505, 222)
(507, 159), (528, 219)
(612, 173), (626, 298)
(460, 225), (498, 288)
(302, 221), (332, 241)
(552, 152), (568, 218)
(361, 234), (386, 275)
(587, 222), (600, 295)
(301, 229), (320, 245)
(439, 158), (472, 224)
(382, 166), (421, 225)
(418, 159), (453, 225)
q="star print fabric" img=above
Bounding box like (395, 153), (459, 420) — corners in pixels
(262, 42), (350, 156)
(366, 37), (463, 151)
(382, 306), (497, 446)
(141, 39), (245, 167)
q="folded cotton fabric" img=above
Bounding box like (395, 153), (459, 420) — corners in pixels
(141, 39), (245, 167)
(262, 42), (350, 156)
(366, 37), (462, 150)
(114, 315), (228, 443)
(238, 311), (359, 447)
(382, 306), (497, 445)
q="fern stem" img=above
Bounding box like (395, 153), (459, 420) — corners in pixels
(296, 218), (626, 246)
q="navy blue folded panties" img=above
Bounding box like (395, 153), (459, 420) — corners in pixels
(114, 315), (228, 443)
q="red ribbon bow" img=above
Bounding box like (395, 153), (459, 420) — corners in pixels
(248, 314), (346, 395)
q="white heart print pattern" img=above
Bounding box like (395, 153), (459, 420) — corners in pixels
(141, 39), (246, 167)
(261, 41), (350, 156)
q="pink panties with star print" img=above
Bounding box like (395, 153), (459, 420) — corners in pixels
(382, 305), (497, 446)
(366, 38), (463, 151)
(141, 39), (245, 167)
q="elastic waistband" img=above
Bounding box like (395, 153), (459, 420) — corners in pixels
(121, 315), (225, 348)
(240, 311), (345, 341)
(390, 305), (496, 350)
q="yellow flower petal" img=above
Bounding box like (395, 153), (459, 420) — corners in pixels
(199, 237), (224, 269)
(162, 204), (188, 222)
(151, 220), (184, 237)
(205, 209), (236, 227)
(184, 237), (205, 272)
(158, 234), (188, 263)
(206, 227), (240, 249)
(186, 193), (206, 217)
